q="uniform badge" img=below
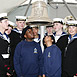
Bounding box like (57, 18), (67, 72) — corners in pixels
(48, 52), (51, 57)
(34, 48), (38, 53)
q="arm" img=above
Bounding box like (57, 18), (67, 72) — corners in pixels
(49, 46), (61, 76)
(43, 74), (45, 77)
(0, 40), (13, 75)
(38, 44), (43, 76)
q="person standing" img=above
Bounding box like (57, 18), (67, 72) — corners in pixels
(9, 16), (26, 55)
(45, 25), (55, 44)
(0, 13), (13, 77)
(53, 18), (66, 43)
(5, 21), (15, 35)
(31, 25), (40, 43)
(56, 20), (77, 77)
(9, 16), (26, 77)
(14, 26), (43, 77)
(43, 35), (61, 77)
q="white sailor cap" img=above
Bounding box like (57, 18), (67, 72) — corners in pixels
(8, 21), (16, 28)
(0, 13), (8, 21)
(53, 18), (64, 24)
(16, 16), (26, 21)
(30, 25), (39, 28)
(66, 21), (77, 26)
(46, 23), (54, 28)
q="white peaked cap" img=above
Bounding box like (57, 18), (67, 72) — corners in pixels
(8, 21), (16, 26)
(30, 25), (38, 28)
(16, 16), (26, 20)
(0, 13), (7, 18)
(66, 20), (77, 26)
(53, 18), (64, 24)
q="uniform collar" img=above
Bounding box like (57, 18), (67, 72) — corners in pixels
(12, 28), (22, 34)
(69, 33), (77, 40)
(0, 32), (10, 43)
(53, 32), (66, 36)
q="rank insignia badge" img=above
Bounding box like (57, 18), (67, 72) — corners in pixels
(48, 52), (51, 57)
(34, 48), (38, 53)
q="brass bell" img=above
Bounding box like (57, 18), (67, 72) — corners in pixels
(26, 1), (52, 26)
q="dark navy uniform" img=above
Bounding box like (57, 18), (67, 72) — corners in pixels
(0, 32), (13, 76)
(56, 34), (77, 76)
(9, 28), (22, 77)
(34, 34), (40, 44)
(53, 32), (66, 43)
(9, 28), (22, 62)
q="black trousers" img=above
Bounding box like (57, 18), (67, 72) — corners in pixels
(10, 72), (17, 77)
(62, 71), (73, 77)
(0, 74), (6, 77)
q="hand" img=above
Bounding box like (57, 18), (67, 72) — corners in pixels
(7, 72), (11, 77)
(73, 76), (77, 77)
(43, 74), (45, 77)
(38, 75), (41, 77)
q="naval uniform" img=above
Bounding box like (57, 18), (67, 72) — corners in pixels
(43, 44), (61, 77)
(53, 32), (66, 43)
(33, 34), (40, 44)
(0, 32), (13, 77)
(14, 40), (43, 77)
(56, 34), (77, 77)
(9, 28), (22, 64)
(9, 28), (23, 77)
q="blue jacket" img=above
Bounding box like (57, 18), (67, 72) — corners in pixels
(14, 40), (43, 77)
(43, 44), (61, 77)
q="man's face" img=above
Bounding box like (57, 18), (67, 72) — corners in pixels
(68, 26), (77, 36)
(16, 21), (25, 30)
(32, 27), (38, 36)
(25, 29), (34, 40)
(53, 23), (63, 32)
(0, 19), (9, 30)
(46, 27), (53, 34)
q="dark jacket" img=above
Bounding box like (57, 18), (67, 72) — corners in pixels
(9, 29), (22, 67)
(0, 37), (13, 75)
(56, 34), (77, 76)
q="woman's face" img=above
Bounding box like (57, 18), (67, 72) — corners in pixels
(68, 26), (77, 36)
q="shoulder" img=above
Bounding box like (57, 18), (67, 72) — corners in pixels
(60, 34), (68, 39)
(52, 44), (60, 50)
(16, 40), (25, 47)
(58, 34), (68, 42)
(49, 45), (61, 52)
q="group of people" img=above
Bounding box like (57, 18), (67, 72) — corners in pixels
(0, 12), (77, 77)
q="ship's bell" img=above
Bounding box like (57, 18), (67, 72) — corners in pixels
(26, 1), (52, 26)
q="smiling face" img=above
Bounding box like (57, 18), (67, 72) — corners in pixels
(32, 27), (38, 36)
(24, 29), (34, 41)
(68, 26), (77, 37)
